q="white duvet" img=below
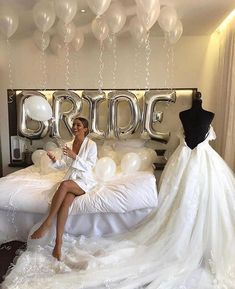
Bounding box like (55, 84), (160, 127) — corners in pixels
(0, 166), (158, 215)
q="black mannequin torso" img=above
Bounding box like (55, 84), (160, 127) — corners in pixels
(179, 95), (215, 149)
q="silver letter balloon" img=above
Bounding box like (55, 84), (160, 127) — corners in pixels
(16, 89), (177, 143)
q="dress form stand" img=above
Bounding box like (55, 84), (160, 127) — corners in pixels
(179, 91), (215, 149)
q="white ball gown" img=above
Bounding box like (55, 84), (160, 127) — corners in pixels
(3, 126), (235, 289)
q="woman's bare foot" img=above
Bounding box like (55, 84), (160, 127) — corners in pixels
(31, 221), (51, 239)
(52, 243), (62, 261)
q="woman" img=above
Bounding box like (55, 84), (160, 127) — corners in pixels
(31, 117), (97, 260)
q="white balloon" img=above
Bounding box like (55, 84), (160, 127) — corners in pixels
(135, 0), (160, 14)
(0, 6), (19, 38)
(54, 0), (78, 24)
(99, 145), (112, 157)
(148, 148), (157, 163)
(33, 0), (56, 32)
(95, 157), (116, 181)
(167, 19), (183, 44)
(158, 6), (178, 33)
(136, 2), (160, 31)
(57, 20), (76, 43)
(121, 152), (141, 174)
(24, 95), (52, 121)
(106, 151), (119, 164)
(129, 16), (147, 44)
(138, 149), (153, 170)
(87, 0), (111, 16)
(91, 17), (109, 42)
(31, 149), (47, 167)
(72, 29), (84, 52)
(104, 35), (115, 50)
(99, 146), (119, 164)
(33, 30), (50, 51)
(50, 35), (63, 54)
(104, 1), (126, 34)
(40, 154), (54, 174)
(43, 141), (58, 151)
(52, 147), (63, 160)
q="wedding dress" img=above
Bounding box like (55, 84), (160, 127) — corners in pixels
(3, 126), (235, 289)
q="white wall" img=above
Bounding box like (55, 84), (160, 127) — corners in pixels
(0, 34), (216, 175)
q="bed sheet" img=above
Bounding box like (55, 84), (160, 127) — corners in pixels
(0, 166), (158, 215)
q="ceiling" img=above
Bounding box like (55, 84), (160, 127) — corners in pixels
(0, 0), (234, 40)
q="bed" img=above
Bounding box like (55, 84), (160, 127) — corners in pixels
(0, 164), (158, 244)
(1, 88), (194, 244)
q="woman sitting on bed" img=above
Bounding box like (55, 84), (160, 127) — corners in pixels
(31, 117), (97, 260)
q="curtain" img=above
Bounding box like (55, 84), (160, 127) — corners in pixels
(214, 14), (235, 171)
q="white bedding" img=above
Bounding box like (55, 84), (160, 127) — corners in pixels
(0, 166), (158, 214)
(0, 165), (158, 240)
(0, 208), (154, 244)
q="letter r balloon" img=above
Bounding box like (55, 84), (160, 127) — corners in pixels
(82, 90), (106, 139)
(50, 90), (83, 138)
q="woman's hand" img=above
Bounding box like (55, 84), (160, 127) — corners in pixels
(47, 151), (56, 163)
(63, 145), (76, 160)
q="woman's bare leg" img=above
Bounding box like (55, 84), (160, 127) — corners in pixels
(31, 180), (84, 239)
(52, 192), (76, 261)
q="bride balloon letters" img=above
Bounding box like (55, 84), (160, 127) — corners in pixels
(17, 89), (176, 143)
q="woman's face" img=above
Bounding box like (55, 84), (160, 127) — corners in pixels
(72, 119), (88, 137)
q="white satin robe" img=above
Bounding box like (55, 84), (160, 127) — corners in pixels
(52, 137), (97, 193)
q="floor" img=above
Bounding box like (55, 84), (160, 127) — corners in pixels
(0, 241), (26, 284)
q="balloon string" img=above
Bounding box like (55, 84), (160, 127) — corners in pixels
(65, 42), (70, 90)
(134, 45), (139, 90)
(163, 33), (171, 90)
(98, 40), (104, 93)
(144, 31), (151, 91)
(112, 34), (117, 90)
(7, 39), (14, 103)
(74, 51), (79, 88)
(170, 45), (175, 92)
(134, 40), (142, 90)
(55, 50), (60, 84)
(146, 13), (150, 30)
(40, 32), (47, 91)
(162, 34), (175, 112)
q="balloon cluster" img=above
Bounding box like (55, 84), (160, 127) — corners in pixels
(32, 139), (156, 179)
(130, 1), (183, 45)
(95, 144), (157, 182)
(0, 0), (183, 50)
(31, 0), (183, 52)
